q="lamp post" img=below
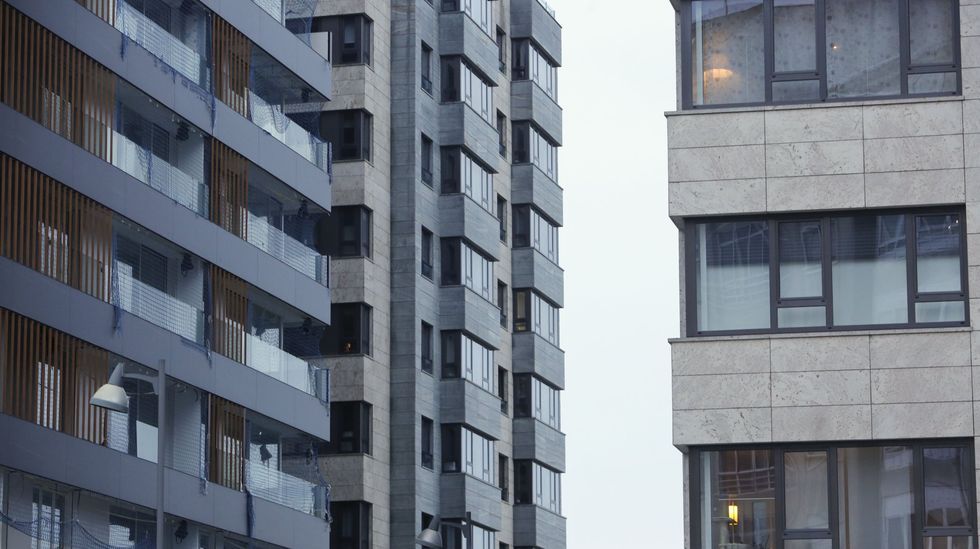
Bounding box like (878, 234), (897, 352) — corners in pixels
(90, 359), (167, 549)
(416, 512), (473, 549)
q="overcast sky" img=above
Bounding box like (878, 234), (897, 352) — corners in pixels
(554, 0), (683, 546)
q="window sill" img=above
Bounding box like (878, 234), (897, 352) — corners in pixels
(665, 93), (964, 117)
(668, 324), (972, 344)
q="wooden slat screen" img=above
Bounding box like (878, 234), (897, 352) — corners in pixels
(76, 0), (117, 26)
(0, 1), (116, 162)
(0, 308), (109, 445)
(0, 154), (113, 302)
(208, 394), (245, 491)
(209, 141), (249, 239)
(210, 265), (248, 364)
(212, 17), (251, 118)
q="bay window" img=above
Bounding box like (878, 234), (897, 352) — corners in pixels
(512, 39), (559, 101)
(514, 374), (561, 430)
(515, 460), (562, 514)
(514, 289), (560, 347)
(441, 331), (496, 393)
(441, 147), (495, 213)
(442, 521), (496, 549)
(687, 209), (967, 335)
(512, 122), (558, 182)
(682, 0), (961, 107)
(442, 0), (493, 37)
(440, 239), (495, 302)
(441, 57), (495, 124)
(692, 441), (976, 549)
(441, 424), (496, 483)
(513, 205), (559, 264)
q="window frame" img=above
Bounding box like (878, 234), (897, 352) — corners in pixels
(685, 207), (969, 337)
(679, 0), (962, 110)
(688, 439), (978, 549)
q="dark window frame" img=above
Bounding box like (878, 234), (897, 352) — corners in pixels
(421, 415), (434, 469)
(332, 205), (372, 258)
(421, 41), (433, 95)
(679, 0), (962, 110)
(320, 109), (373, 162)
(685, 207), (970, 337)
(330, 500), (372, 549)
(421, 320), (434, 374)
(421, 133), (434, 185)
(688, 439), (978, 549)
(324, 302), (373, 355)
(421, 226), (434, 280)
(327, 401), (373, 455)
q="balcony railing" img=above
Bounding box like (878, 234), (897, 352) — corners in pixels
(248, 91), (327, 170)
(247, 212), (328, 286)
(114, 1), (210, 89)
(112, 129), (209, 217)
(246, 459), (327, 517)
(245, 333), (324, 396)
(115, 266), (205, 343)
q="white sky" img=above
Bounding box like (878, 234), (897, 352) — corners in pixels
(553, 0), (683, 546)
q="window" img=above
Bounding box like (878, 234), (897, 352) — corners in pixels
(32, 486), (66, 548)
(513, 205), (559, 264)
(421, 42), (433, 94)
(497, 280), (508, 327)
(496, 111), (507, 156)
(421, 133), (434, 185)
(512, 39), (558, 100)
(441, 147), (494, 212)
(421, 321), (434, 373)
(513, 289), (560, 347)
(497, 195), (507, 241)
(332, 205), (372, 258)
(496, 28), (507, 72)
(323, 303), (372, 355)
(421, 416), (434, 469)
(441, 331), (495, 393)
(514, 375), (560, 430)
(308, 15), (372, 66)
(442, 521), (496, 549)
(330, 501), (371, 549)
(499, 454), (509, 501)
(682, 0), (961, 108)
(441, 424), (496, 483)
(421, 226), (435, 279)
(442, 0), (493, 37)
(512, 122), (558, 182)
(515, 460), (562, 514)
(441, 57), (494, 125)
(327, 401), (372, 454)
(441, 239), (495, 301)
(320, 110), (372, 161)
(497, 366), (508, 414)
(687, 209), (968, 335)
(691, 442), (977, 549)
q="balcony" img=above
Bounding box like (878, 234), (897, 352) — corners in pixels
(439, 12), (501, 87)
(439, 103), (502, 174)
(114, 0), (211, 89)
(512, 164), (564, 226)
(116, 266), (205, 344)
(512, 332), (565, 389)
(511, 248), (564, 307)
(510, 0), (562, 66)
(513, 417), (566, 472)
(246, 333), (326, 396)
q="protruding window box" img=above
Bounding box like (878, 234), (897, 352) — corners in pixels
(439, 103), (502, 173)
(511, 164), (563, 227)
(439, 473), (504, 532)
(440, 378), (506, 441)
(511, 80), (562, 145)
(513, 502), (566, 549)
(439, 194), (502, 261)
(512, 417), (566, 473)
(439, 12), (501, 87)
(440, 286), (502, 350)
(509, 0), (562, 66)
(512, 332), (565, 389)
(512, 248), (564, 307)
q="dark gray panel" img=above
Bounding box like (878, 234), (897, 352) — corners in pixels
(512, 164), (564, 226)
(511, 248), (564, 307)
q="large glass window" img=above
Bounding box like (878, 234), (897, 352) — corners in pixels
(513, 205), (559, 264)
(440, 239), (495, 302)
(512, 39), (559, 101)
(694, 442), (976, 549)
(441, 147), (495, 213)
(514, 374), (561, 430)
(442, 331), (495, 393)
(330, 501), (371, 549)
(326, 401), (372, 455)
(441, 424), (496, 483)
(320, 109), (373, 161)
(683, 0), (960, 107)
(332, 205), (372, 258)
(322, 303), (372, 355)
(442, 0), (493, 37)
(441, 57), (494, 124)
(308, 15), (373, 66)
(514, 289), (560, 347)
(687, 209), (967, 335)
(512, 122), (558, 182)
(515, 460), (562, 514)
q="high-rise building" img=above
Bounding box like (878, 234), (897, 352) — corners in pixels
(0, 0), (336, 546)
(308, 0), (566, 547)
(667, 2), (980, 548)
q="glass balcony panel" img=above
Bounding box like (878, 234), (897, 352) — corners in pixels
(247, 212), (328, 285)
(246, 458), (327, 516)
(113, 0), (211, 89)
(112, 129), (209, 216)
(115, 262), (205, 343)
(245, 333), (319, 394)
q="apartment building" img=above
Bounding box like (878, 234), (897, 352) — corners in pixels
(667, 1), (980, 548)
(304, 0), (566, 547)
(0, 0), (337, 546)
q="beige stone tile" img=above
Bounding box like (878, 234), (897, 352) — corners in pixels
(671, 339), (771, 376)
(767, 174), (865, 212)
(667, 111), (765, 149)
(772, 405), (872, 441)
(672, 373), (771, 410)
(668, 178), (767, 216)
(772, 370), (871, 407)
(765, 106), (863, 144)
(771, 336), (870, 372)
(865, 169), (965, 207)
(863, 101), (963, 139)
(673, 408), (772, 445)
(870, 331), (971, 369)
(766, 140), (864, 177)
(865, 135), (964, 173)
(873, 402), (973, 438)
(871, 367), (972, 404)
(668, 145), (767, 182)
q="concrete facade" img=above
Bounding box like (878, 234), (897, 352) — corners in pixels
(668, 3), (980, 549)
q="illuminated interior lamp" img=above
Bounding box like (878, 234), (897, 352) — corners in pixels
(704, 68), (733, 80)
(728, 503), (739, 526)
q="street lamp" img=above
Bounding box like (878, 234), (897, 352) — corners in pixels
(89, 363), (129, 413)
(416, 515), (443, 548)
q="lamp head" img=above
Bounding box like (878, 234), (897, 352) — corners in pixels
(90, 363), (129, 413)
(416, 515), (442, 548)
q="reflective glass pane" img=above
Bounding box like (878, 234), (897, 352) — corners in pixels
(785, 540), (833, 549)
(691, 0), (765, 105)
(773, 79), (821, 102)
(923, 537), (975, 549)
(838, 446), (914, 549)
(924, 448), (972, 528)
(780, 221), (822, 298)
(915, 301), (965, 323)
(778, 306), (826, 328)
(917, 215), (962, 293)
(910, 0), (955, 65)
(785, 451), (829, 530)
(832, 215), (908, 326)
(774, 0), (816, 72)
(700, 450), (775, 549)
(826, 0), (900, 98)
(695, 221), (770, 332)
(909, 72), (959, 94)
